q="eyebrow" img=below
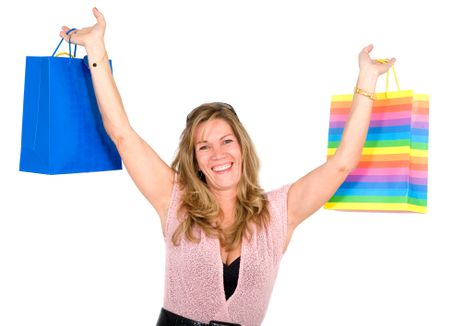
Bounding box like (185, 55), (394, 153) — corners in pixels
(195, 133), (234, 145)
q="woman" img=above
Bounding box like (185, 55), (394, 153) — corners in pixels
(60, 8), (394, 326)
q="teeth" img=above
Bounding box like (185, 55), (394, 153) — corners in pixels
(212, 163), (232, 172)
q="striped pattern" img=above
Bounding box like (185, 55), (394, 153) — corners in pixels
(324, 90), (429, 213)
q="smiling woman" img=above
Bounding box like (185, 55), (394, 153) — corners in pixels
(171, 103), (269, 263)
(60, 7), (395, 326)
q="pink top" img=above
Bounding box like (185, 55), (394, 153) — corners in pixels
(163, 178), (291, 326)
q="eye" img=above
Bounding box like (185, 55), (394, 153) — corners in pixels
(198, 145), (209, 151)
(223, 139), (233, 144)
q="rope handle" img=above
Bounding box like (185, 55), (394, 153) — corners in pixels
(375, 58), (400, 93)
(52, 28), (78, 58)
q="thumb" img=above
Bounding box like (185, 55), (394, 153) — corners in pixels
(93, 7), (106, 25)
(362, 44), (374, 54)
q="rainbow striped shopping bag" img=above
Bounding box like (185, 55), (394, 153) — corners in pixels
(324, 75), (429, 213)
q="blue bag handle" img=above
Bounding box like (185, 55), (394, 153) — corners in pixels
(52, 28), (78, 58)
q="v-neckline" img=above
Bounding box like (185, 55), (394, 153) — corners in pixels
(223, 256), (241, 268)
(217, 237), (245, 305)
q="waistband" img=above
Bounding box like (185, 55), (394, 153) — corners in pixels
(157, 308), (241, 326)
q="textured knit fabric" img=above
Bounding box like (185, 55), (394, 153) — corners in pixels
(163, 177), (291, 326)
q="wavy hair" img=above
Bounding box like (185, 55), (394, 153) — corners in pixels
(171, 102), (269, 250)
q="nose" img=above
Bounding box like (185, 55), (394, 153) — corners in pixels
(211, 144), (226, 160)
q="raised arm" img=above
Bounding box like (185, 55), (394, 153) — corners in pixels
(60, 8), (174, 229)
(285, 45), (395, 247)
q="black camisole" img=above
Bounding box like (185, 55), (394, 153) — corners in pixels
(223, 257), (241, 300)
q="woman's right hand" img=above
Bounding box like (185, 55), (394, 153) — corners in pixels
(59, 7), (106, 53)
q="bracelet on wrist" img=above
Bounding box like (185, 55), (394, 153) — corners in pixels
(354, 87), (375, 100)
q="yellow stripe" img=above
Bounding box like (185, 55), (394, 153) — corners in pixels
(374, 90), (414, 100)
(324, 202), (426, 213)
(414, 94), (429, 101)
(327, 146), (412, 156)
(411, 149), (428, 158)
(331, 90), (415, 102)
(331, 94), (353, 102)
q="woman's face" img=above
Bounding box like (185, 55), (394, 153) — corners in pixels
(194, 118), (242, 193)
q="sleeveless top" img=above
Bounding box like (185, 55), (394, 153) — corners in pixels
(163, 178), (291, 326)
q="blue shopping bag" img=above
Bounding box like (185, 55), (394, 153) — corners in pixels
(19, 32), (122, 174)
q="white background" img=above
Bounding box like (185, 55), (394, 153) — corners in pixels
(1, 1), (449, 325)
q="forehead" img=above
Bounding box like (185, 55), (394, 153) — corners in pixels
(194, 118), (235, 142)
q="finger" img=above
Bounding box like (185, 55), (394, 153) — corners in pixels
(59, 30), (70, 41)
(362, 44), (374, 54)
(93, 7), (106, 25)
(387, 57), (396, 66)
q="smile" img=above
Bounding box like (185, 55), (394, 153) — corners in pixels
(211, 162), (233, 173)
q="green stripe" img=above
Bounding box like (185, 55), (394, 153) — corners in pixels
(328, 196), (407, 203)
(411, 142), (428, 150)
(328, 141), (341, 148)
(329, 196), (427, 207)
(328, 139), (410, 148)
(364, 140), (411, 147)
(407, 197), (427, 207)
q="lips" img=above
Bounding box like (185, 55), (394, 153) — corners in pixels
(211, 162), (233, 173)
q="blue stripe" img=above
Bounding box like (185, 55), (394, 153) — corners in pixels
(408, 191), (428, 200)
(334, 188), (428, 199)
(339, 182), (408, 189)
(411, 135), (428, 143)
(334, 188), (408, 196)
(412, 128), (428, 136)
(409, 184), (428, 192)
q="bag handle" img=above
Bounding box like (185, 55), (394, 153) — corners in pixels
(375, 58), (400, 93)
(52, 28), (78, 58)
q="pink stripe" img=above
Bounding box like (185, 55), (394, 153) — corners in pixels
(330, 111), (411, 122)
(371, 111), (412, 120)
(412, 114), (429, 122)
(350, 169), (428, 178)
(351, 168), (409, 175)
(411, 170), (428, 178)
(329, 114), (349, 122)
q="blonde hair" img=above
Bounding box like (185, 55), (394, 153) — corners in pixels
(171, 102), (269, 250)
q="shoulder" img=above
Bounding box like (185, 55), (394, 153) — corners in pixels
(265, 183), (292, 207)
(264, 183), (292, 226)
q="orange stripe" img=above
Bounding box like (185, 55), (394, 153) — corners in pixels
(330, 103), (414, 115)
(413, 100), (429, 109)
(326, 155), (428, 166)
(411, 156), (428, 164)
(412, 107), (429, 115)
(359, 154), (410, 162)
(356, 160), (409, 169)
(331, 96), (414, 109)
(411, 163), (428, 171)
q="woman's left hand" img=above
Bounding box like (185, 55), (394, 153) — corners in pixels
(358, 44), (396, 77)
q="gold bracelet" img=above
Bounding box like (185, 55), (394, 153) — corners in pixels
(354, 87), (375, 100)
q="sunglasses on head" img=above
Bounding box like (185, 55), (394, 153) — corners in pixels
(186, 102), (238, 123)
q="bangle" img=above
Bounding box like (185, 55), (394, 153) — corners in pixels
(354, 87), (375, 100)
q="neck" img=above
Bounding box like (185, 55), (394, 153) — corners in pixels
(210, 187), (237, 225)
